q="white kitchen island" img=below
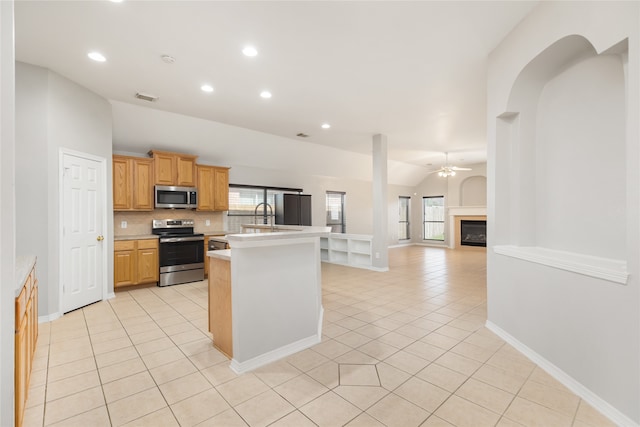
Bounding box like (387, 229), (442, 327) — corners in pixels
(207, 226), (330, 374)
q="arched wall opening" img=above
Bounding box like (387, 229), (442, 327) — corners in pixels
(495, 35), (628, 265)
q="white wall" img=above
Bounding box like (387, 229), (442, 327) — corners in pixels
(487, 2), (639, 424)
(15, 62), (113, 318)
(113, 104), (416, 247)
(535, 54), (626, 258)
(0, 1), (15, 424)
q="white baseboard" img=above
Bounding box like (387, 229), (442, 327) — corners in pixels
(486, 320), (638, 427)
(106, 292), (115, 300)
(230, 333), (322, 375)
(38, 312), (61, 323)
(321, 260), (388, 272)
(388, 243), (414, 249)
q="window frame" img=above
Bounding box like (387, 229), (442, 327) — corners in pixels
(398, 196), (411, 240)
(326, 191), (346, 233)
(423, 195), (445, 241)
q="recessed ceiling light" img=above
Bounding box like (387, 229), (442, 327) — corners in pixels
(321, 123), (331, 129)
(260, 91), (272, 99)
(242, 46), (258, 57)
(87, 51), (106, 62)
(110, 0), (124, 3)
(201, 85), (214, 93)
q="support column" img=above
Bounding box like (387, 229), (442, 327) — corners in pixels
(372, 134), (389, 271)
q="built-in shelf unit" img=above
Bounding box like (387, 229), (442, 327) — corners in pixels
(320, 233), (373, 269)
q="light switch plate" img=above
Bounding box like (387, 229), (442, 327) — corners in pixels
(121, 221), (127, 229)
(205, 219), (211, 226)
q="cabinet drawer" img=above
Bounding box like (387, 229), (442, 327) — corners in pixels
(137, 239), (158, 250)
(115, 240), (136, 251)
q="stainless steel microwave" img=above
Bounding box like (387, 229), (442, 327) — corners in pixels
(154, 185), (198, 209)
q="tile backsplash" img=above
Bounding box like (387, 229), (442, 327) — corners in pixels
(114, 211), (227, 236)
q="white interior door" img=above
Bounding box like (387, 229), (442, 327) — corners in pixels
(62, 152), (104, 313)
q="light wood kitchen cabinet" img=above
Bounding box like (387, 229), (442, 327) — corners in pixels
(15, 263), (38, 427)
(114, 239), (158, 288)
(213, 167), (230, 211)
(196, 165), (230, 211)
(112, 155), (154, 211)
(149, 150), (198, 187)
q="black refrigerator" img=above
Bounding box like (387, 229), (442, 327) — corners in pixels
(275, 194), (312, 226)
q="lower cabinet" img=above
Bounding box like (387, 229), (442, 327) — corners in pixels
(114, 239), (159, 288)
(15, 263), (38, 427)
(208, 256), (232, 358)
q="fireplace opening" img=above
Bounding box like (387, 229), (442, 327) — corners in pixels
(460, 220), (487, 247)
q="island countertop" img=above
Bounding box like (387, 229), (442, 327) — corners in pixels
(207, 249), (231, 261)
(16, 256), (36, 298)
(228, 226), (330, 245)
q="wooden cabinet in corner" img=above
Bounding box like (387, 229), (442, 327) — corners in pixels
(148, 150), (198, 187)
(113, 155), (154, 211)
(196, 164), (230, 211)
(15, 260), (38, 427)
(114, 239), (159, 288)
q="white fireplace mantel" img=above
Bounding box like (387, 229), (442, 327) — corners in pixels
(448, 206), (487, 217)
(448, 206), (487, 249)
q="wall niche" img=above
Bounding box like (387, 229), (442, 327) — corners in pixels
(494, 35), (628, 283)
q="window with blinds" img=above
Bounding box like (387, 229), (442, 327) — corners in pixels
(399, 196), (411, 240)
(326, 191), (346, 233)
(227, 185), (301, 233)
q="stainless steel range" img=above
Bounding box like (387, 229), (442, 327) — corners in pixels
(152, 219), (204, 287)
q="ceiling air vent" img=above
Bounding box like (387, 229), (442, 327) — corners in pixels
(296, 133), (310, 138)
(135, 92), (158, 102)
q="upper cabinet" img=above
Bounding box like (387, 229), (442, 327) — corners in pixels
(149, 150), (197, 187)
(196, 165), (230, 211)
(113, 155), (154, 211)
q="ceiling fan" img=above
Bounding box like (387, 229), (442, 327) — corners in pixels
(431, 152), (471, 177)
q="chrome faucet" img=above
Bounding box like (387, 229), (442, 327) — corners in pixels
(254, 202), (274, 231)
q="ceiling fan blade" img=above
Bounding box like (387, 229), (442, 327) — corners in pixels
(451, 167), (472, 171)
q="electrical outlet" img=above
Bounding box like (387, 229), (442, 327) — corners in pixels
(205, 219), (211, 226)
(375, 252), (380, 259)
(120, 221), (127, 229)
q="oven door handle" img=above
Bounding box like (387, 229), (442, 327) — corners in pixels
(160, 236), (205, 243)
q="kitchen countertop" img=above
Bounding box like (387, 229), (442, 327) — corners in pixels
(16, 255), (36, 298)
(114, 234), (159, 241)
(203, 231), (229, 236)
(207, 249), (231, 261)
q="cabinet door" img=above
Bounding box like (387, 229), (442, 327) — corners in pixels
(213, 167), (229, 211)
(114, 250), (136, 287)
(153, 152), (176, 185)
(15, 318), (26, 427)
(197, 166), (214, 211)
(176, 155), (196, 186)
(132, 158), (154, 210)
(137, 247), (158, 284)
(209, 257), (233, 357)
(112, 157), (131, 210)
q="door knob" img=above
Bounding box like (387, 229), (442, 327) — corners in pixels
(97, 235), (104, 241)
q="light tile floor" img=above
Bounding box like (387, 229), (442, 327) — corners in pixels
(23, 246), (615, 426)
